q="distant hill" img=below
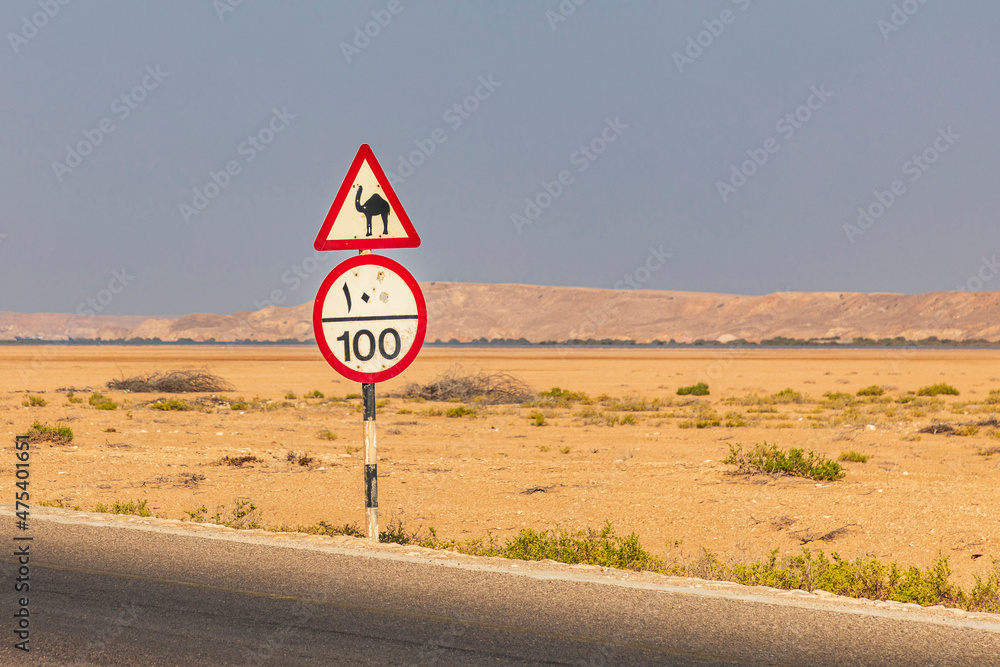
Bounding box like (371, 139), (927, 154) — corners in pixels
(2, 283), (999, 343)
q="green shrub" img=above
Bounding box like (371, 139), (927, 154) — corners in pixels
(601, 395), (660, 412)
(445, 405), (476, 418)
(838, 450), (869, 463)
(27, 421), (73, 443)
(89, 392), (118, 410)
(304, 520), (365, 538)
(66, 391), (83, 404)
(212, 499), (261, 529)
(530, 411), (547, 426)
(677, 382), (709, 396)
(284, 391), (297, 399)
(917, 383), (959, 396)
(22, 395), (47, 407)
(149, 398), (193, 411)
(305, 390), (325, 399)
(724, 411), (748, 427)
(723, 442), (844, 481)
(538, 387), (592, 406)
(459, 522), (661, 572)
(317, 428), (338, 441)
(96, 499), (153, 517)
(821, 392), (855, 409)
(683, 548), (973, 609)
(856, 385), (885, 397)
(771, 388), (806, 404)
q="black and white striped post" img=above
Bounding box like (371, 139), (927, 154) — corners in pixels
(363, 381), (378, 540)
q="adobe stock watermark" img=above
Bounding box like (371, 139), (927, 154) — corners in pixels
(384, 75), (501, 186)
(76, 268), (135, 316)
(251, 249), (334, 310)
(956, 254), (1000, 292)
(52, 65), (169, 183)
(564, 244), (671, 345)
(545, 0), (587, 32)
(843, 126), (958, 244)
(510, 116), (627, 234)
(877, 0), (931, 41)
(7, 0), (71, 54)
(673, 0), (752, 73)
(340, 0), (410, 64)
(716, 84), (833, 203)
(179, 107), (295, 224)
(212, 0), (246, 21)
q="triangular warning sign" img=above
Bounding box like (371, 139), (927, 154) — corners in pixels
(314, 144), (420, 251)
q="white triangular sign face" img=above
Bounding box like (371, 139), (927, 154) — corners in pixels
(314, 144), (420, 251)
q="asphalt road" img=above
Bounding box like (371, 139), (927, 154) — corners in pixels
(2, 508), (999, 666)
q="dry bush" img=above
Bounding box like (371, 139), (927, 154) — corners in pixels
(107, 369), (234, 393)
(214, 455), (263, 467)
(397, 364), (532, 404)
(287, 451), (315, 466)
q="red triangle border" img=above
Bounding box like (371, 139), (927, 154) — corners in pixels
(314, 144), (421, 251)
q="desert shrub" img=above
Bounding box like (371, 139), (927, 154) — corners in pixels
(66, 391), (83, 404)
(677, 382), (709, 396)
(89, 392), (118, 410)
(305, 520), (365, 538)
(538, 387), (592, 406)
(723, 442), (843, 481)
(856, 385), (885, 397)
(379, 518), (424, 545)
(954, 424), (980, 436)
(838, 450), (869, 463)
(212, 499), (261, 529)
(529, 411), (547, 426)
(284, 391), (297, 399)
(107, 369), (234, 393)
(917, 383), (959, 397)
(149, 398), (194, 411)
(96, 499), (152, 517)
(317, 428), (338, 441)
(27, 421), (73, 443)
(604, 395), (660, 411)
(398, 364), (532, 404)
(22, 395), (47, 407)
(724, 411), (748, 427)
(771, 388), (806, 404)
(821, 392), (855, 409)
(215, 455), (262, 467)
(305, 390), (325, 399)
(445, 405), (476, 418)
(459, 522), (661, 572)
(287, 451), (315, 466)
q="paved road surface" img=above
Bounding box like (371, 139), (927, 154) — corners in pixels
(2, 507), (999, 665)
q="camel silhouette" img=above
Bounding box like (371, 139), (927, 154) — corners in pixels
(355, 185), (390, 237)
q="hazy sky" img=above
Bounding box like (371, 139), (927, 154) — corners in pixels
(3, 1), (998, 317)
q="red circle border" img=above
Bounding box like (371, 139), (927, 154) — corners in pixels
(312, 254), (427, 383)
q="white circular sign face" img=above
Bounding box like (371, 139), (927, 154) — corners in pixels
(313, 255), (426, 383)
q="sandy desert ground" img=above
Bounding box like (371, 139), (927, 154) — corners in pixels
(2, 345), (999, 586)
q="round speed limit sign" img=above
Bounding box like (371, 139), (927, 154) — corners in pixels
(313, 255), (426, 383)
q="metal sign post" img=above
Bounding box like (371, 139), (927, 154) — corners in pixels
(363, 381), (377, 540)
